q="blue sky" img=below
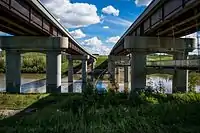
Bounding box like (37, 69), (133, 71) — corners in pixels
(0, 0), (152, 54)
(1, 0), (198, 55)
(39, 0), (152, 54)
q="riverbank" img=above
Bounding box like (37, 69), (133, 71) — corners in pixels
(1, 92), (200, 132)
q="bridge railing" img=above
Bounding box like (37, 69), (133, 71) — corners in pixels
(147, 59), (200, 68)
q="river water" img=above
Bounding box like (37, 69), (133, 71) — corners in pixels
(0, 73), (199, 93)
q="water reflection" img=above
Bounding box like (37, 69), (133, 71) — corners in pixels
(0, 73), (199, 93)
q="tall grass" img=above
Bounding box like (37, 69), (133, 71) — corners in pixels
(1, 91), (200, 132)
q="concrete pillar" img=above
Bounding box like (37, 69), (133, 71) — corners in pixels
(82, 57), (87, 92)
(6, 50), (21, 93)
(108, 61), (115, 83)
(124, 65), (129, 93)
(172, 53), (188, 93)
(130, 52), (146, 92)
(91, 59), (95, 82)
(68, 55), (73, 92)
(46, 51), (61, 93)
(115, 67), (120, 83)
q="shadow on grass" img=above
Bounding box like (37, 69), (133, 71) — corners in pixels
(1, 92), (200, 132)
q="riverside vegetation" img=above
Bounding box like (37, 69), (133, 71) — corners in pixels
(1, 86), (200, 132)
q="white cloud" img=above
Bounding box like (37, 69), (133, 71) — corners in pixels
(103, 26), (110, 29)
(135, 0), (152, 6)
(182, 32), (200, 55)
(69, 29), (86, 39)
(106, 36), (120, 44)
(81, 37), (111, 55)
(41, 0), (101, 28)
(102, 5), (120, 16)
(105, 17), (132, 27)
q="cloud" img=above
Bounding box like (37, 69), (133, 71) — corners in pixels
(41, 0), (100, 28)
(103, 26), (110, 29)
(105, 16), (132, 27)
(69, 29), (86, 39)
(81, 37), (111, 55)
(182, 32), (200, 55)
(106, 36), (120, 44)
(135, 0), (152, 6)
(102, 5), (120, 16)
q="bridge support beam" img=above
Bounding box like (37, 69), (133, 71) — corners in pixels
(6, 50), (21, 93)
(115, 67), (120, 83)
(131, 52), (146, 92)
(172, 53), (188, 93)
(90, 59), (95, 83)
(82, 56), (87, 92)
(108, 60), (115, 83)
(46, 51), (61, 93)
(68, 55), (73, 92)
(124, 65), (129, 93)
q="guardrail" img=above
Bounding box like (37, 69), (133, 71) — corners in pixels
(147, 59), (200, 68)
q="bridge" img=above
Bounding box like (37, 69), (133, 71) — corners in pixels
(109, 0), (200, 93)
(0, 0), (96, 93)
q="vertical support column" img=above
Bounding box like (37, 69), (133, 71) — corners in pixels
(46, 51), (61, 93)
(68, 55), (73, 92)
(90, 58), (95, 83)
(130, 52), (146, 92)
(82, 56), (87, 92)
(108, 59), (115, 83)
(115, 67), (120, 83)
(6, 50), (21, 93)
(124, 65), (129, 93)
(172, 53), (188, 93)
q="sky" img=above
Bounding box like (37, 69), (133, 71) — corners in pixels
(0, 0), (199, 55)
(38, 0), (152, 55)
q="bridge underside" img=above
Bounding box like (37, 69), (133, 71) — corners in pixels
(0, 0), (93, 56)
(111, 0), (200, 55)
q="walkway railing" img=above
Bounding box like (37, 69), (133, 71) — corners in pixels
(147, 59), (200, 69)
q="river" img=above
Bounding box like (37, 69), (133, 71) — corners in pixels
(0, 73), (199, 93)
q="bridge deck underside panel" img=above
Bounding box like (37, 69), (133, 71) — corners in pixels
(0, 0), (92, 57)
(111, 0), (200, 55)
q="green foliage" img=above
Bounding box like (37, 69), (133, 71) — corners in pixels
(0, 52), (77, 74)
(188, 72), (199, 92)
(95, 55), (108, 68)
(1, 92), (200, 132)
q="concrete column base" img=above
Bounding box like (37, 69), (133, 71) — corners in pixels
(6, 50), (21, 93)
(68, 55), (73, 92)
(173, 70), (188, 93)
(172, 53), (188, 93)
(131, 52), (146, 92)
(46, 51), (61, 93)
(124, 66), (129, 93)
(82, 57), (87, 92)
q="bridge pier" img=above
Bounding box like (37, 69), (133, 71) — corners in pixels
(115, 67), (120, 83)
(108, 59), (115, 83)
(130, 52), (146, 92)
(46, 51), (62, 93)
(124, 65), (129, 93)
(90, 58), (95, 83)
(6, 50), (21, 93)
(68, 55), (73, 92)
(172, 53), (188, 93)
(82, 56), (87, 92)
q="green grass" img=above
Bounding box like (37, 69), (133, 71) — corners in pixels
(0, 51), (81, 74)
(0, 93), (48, 109)
(95, 55), (108, 68)
(147, 55), (173, 61)
(1, 92), (200, 132)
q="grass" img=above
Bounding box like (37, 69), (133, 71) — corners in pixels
(0, 93), (48, 109)
(95, 55), (108, 68)
(1, 92), (200, 132)
(147, 54), (173, 61)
